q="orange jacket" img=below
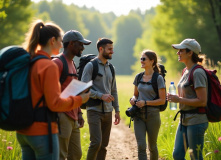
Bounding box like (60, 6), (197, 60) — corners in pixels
(17, 50), (82, 136)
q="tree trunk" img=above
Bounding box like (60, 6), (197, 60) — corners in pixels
(208, 0), (221, 46)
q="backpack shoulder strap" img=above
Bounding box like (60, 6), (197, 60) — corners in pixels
(90, 60), (115, 85)
(151, 72), (160, 96)
(57, 54), (69, 84)
(182, 67), (187, 76)
(137, 72), (144, 84)
(109, 63), (115, 78)
(109, 62), (115, 86)
(54, 54), (78, 84)
(188, 65), (204, 86)
(91, 58), (99, 81)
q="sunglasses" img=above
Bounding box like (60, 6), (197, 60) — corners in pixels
(140, 57), (146, 61)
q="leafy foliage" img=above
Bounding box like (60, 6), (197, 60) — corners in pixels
(132, 0), (221, 75)
(112, 13), (143, 75)
(0, 0), (34, 48)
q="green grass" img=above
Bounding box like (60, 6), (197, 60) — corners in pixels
(1, 74), (221, 160)
(0, 130), (21, 160)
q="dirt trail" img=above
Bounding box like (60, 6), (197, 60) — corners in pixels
(106, 119), (138, 160)
(106, 118), (164, 160)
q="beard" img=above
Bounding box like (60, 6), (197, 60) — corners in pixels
(102, 52), (112, 60)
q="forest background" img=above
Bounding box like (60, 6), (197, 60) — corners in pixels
(0, 0), (221, 77)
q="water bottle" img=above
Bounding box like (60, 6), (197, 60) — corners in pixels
(169, 82), (177, 110)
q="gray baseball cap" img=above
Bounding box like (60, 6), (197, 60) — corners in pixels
(172, 38), (201, 54)
(63, 30), (91, 45)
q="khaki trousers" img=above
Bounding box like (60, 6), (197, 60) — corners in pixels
(86, 110), (112, 160)
(58, 113), (82, 160)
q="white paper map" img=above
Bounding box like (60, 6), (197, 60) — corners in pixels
(60, 79), (92, 98)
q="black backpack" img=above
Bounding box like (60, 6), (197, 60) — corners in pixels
(77, 54), (115, 109)
(137, 64), (168, 112)
(77, 54), (115, 82)
(51, 54), (78, 84)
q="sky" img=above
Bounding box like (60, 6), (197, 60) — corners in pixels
(31, 0), (161, 16)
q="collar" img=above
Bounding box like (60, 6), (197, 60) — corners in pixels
(96, 58), (110, 66)
(35, 50), (51, 59)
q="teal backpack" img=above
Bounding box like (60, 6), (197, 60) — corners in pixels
(0, 46), (56, 131)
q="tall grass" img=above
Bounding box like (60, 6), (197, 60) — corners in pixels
(0, 130), (21, 160)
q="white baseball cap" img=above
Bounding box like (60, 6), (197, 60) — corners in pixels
(172, 38), (201, 54)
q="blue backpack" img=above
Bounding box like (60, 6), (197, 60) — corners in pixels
(0, 46), (55, 131)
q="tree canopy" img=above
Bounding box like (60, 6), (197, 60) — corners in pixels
(1, 0), (220, 76)
(0, 0), (34, 48)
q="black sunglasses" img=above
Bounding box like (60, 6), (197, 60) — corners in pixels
(140, 57), (146, 61)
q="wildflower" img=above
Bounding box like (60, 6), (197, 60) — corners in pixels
(189, 149), (195, 159)
(218, 137), (221, 141)
(2, 139), (7, 143)
(214, 149), (219, 153)
(7, 146), (13, 150)
(189, 149), (193, 153)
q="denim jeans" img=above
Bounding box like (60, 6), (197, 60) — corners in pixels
(16, 133), (59, 160)
(173, 122), (208, 160)
(134, 111), (161, 160)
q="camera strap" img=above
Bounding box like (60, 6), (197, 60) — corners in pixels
(129, 117), (132, 128)
(145, 105), (147, 119)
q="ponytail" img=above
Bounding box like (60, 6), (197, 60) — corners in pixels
(186, 48), (205, 65)
(23, 20), (44, 56)
(192, 52), (205, 65)
(153, 65), (160, 73)
(23, 19), (63, 57)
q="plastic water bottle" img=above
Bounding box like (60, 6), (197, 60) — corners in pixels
(169, 82), (177, 110)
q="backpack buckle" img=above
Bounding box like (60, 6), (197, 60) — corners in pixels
(0, 72), (7, 96)
(0, 72), (7, 83)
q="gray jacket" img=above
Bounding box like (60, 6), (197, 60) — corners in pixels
(81, 58), (120, 112)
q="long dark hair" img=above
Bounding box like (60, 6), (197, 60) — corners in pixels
(143, 50), (160, 73)
(23, 19), (63, 56)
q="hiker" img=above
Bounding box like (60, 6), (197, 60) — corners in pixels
(52, 30), (91, 160)
(81, 38), (121, 160)
(129, 50), (166, 160)
(16, 20), (90, 160)
(168, 38), (208, 160)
